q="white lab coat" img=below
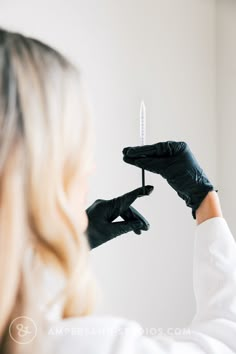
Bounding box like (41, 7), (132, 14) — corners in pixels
(48, 217), (236, 353)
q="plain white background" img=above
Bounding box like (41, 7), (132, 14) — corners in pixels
(0, 0), (234, 333)
(217, 0), (236, 236)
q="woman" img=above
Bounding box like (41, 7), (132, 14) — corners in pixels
(0, 28), (236, 354)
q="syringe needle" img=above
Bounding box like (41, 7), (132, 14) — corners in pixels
(140, 101), (146, 195)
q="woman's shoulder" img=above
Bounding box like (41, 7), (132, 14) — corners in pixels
(48, 314), (145, 354)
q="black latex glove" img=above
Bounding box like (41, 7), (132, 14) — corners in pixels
(86, 185), (154, 249)
(123, 141), (216, 219)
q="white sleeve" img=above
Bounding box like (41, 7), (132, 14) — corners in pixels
(52, 217), (236, 354)
(114, 217), (236, 354)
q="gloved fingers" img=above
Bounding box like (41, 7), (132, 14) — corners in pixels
(123, 155), (161, 174)
(109, 219), (145, 238)
(120, 206), (150, 234)
(120, 206), (141, 234)
(123, 144), (157, 158)
(123, 141), (187, 158)
(108, 185), (154, 220)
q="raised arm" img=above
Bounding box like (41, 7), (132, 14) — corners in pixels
(120, 141), (236, 353)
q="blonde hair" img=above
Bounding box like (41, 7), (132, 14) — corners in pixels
(0, 29), (96, 353)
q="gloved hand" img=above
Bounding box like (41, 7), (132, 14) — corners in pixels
(123, 141), (216, 219)
(86, 185), (154, 249)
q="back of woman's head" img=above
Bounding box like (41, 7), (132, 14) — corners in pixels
(0, 28), (96, 353)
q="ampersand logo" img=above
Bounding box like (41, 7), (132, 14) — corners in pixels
(9, 316), (37, 344)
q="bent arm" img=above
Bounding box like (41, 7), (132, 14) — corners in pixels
(119, 192), (236, 353)
(190, 196), (236, 338)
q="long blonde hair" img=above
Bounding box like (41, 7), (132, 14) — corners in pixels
(0, 29), (96, 353)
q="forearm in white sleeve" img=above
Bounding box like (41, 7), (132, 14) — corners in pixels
(118, 217), (236, 354)
(189, 217), (236, 352)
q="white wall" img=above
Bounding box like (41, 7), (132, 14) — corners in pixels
(0, 0), (217, 332)
(216, 0), (236, 235)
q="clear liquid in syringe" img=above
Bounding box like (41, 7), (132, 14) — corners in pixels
(140, 101), (146, 146)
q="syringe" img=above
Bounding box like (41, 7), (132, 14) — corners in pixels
(140, 101), (146, 194)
